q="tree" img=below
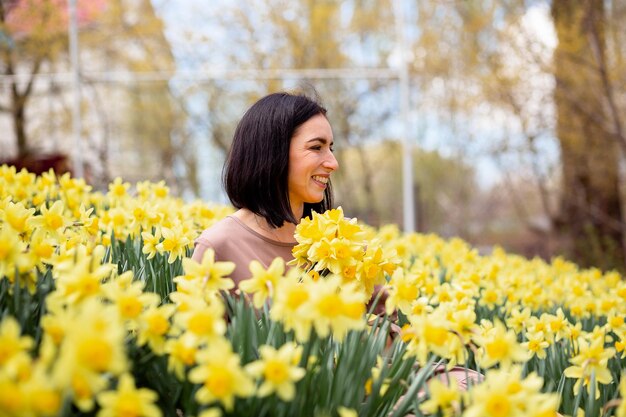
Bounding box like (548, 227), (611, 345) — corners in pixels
(406, 0), (626, 269)
(0, 0), (104, 158)
(552, 0), (623, 269)
(0, 0), (183, 193)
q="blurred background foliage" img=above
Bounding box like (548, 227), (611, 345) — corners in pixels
(1, 0), (626, 271)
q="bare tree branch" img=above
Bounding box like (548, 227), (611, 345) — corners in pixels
(19, 58), (42, 103)
(587, 4), (626, 156)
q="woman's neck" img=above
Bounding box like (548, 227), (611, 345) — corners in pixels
(291, 202), (303, 221)
(233, 209), (298, 244)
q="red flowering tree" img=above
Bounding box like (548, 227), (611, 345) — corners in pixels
(0, 0), (105, 159)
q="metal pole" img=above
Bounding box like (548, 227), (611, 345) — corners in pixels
(68, 0), (84, 178)
(393, 0), (415, 233)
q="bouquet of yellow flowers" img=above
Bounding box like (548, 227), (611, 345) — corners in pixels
(291, 206), (400, 297)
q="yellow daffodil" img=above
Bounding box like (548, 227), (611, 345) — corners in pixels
(464, 380), (519, 417)
(245, 342), (305, 401)
(420, 378), (461, 417)
(97, 374), (162, 417)
(165, 332), (201, 380)
(506, 307), (532, 334)
(141, 228), (161, 260)
(174, 296), (226, 343)
(526, 395), (561, 417)
(296, 209), (330, 242)
(291, 207), (367, 276)
(22, 364), (63, 417)
(28, 228), (56, 269)
(136, 304), (176, 355)
(102, 272), (160, 327)
(307, 237), (362, 275)
(68, 368), (106, 410)
(384, 268), (421, 316)
(15, 167), (35, 187)
(307, 275), (367, 340)
(105, 206), (132, 237)
(0, 371), (26, 416)
(475, 320), (527, 369)
(566, 322), (583, 348)
(450, 307), (478, 344)
(605, 313), (626, 335)
(239, 258), (284, 308)
(157, 225), (191, 264)
(0, 225), (25, 279)
(403, 309), (455, 365)
(544, 308), (570, 342)
(31, 200), (71, 236)
(136, 180), (153, 200)
(270, 269), (313, 341)
(2, 336), (33, 383)
(410, 296), (434, 317)
(357, 243), (400, 296)
(0, 317), (33, 368)
(152, 180), (169, 199)
(189, 339), (255, 411)
(41, 299), (74, 347)
(179, 249), (235, 292)
(51, 248), (114, 305)
(128, 202), (149, 234)
(2, 200), (35, 234)
(564, 336), (615, 398)
(522, 331), (550, 360)
(108, 177), (131, 201)
(478, 283), (503, 311)
(308, 207), (366, 247)
(464, 366), (554, 417)
(52, 300), (127, 405)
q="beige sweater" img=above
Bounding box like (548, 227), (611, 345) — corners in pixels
(192, 216), (296, 285)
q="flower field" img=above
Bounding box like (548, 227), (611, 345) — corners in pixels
(1, 164), (625, 417)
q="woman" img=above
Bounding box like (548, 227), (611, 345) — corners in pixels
(192, 92), (483, 404)
(192, 92), (338, 283)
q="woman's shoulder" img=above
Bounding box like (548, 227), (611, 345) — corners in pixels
(195, 216), (242, 246)
(195, 211), (296, 250)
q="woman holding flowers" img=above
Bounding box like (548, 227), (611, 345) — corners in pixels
(192, 92), (338, 284)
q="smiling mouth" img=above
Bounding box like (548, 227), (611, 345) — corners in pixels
(312, 175), (329, 185)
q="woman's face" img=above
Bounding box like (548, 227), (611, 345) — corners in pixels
(288, 114), (338, 213)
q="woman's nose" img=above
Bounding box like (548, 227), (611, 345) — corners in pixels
(324, 151), (339, 171)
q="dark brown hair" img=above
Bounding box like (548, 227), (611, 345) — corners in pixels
(223, 92), (333, 228)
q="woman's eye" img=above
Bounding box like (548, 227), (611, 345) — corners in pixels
(310, 146), (321, 151)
